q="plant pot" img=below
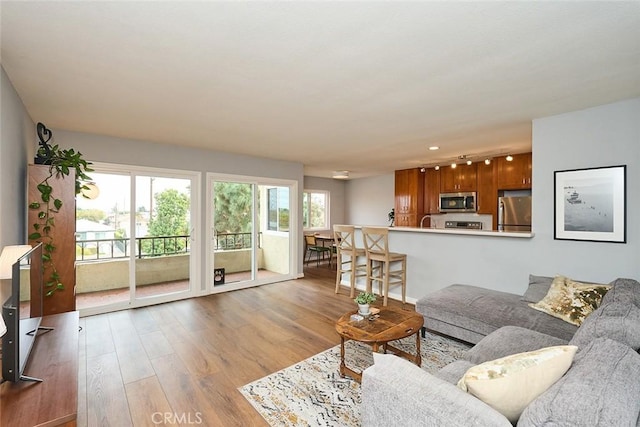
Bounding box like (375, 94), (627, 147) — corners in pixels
(357, 303), (370, 315)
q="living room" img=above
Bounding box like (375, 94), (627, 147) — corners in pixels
(1, 2), (639, 426)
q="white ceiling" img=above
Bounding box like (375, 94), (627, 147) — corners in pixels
(2, 1), (639, 178)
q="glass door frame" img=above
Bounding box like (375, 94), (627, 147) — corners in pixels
(78, 162), (201, 317)
(206, 172), (298, 294)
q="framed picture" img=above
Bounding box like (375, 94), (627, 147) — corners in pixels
(554, 165), (626, 243)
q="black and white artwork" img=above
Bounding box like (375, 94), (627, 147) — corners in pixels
(554, 165), (626, 243)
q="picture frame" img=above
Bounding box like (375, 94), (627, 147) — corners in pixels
(554, 165), (626, 243)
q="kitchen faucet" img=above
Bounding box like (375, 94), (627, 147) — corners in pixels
(420, 214), (432, 228)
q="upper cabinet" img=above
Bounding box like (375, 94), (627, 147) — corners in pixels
(394, 168), (424, 227)
(423, 167), (441, 214)
(497, 153), (532, 190)
(440, 163), (477, 193)
(476, 160), (498, 229)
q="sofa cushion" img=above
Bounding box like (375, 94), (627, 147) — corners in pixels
(569, 301), (640, 350)
(518, 338), (640, 427)
(521, 274), (554, 303)
(457, 345), (577, 423)
(464, 326), (568, 365)
(601, 277), (640, 308)
(434, 359), (475, 385)
(528, 276), (611, 326)
(362, 353), (512, 427)
(417, 285), (578, 344)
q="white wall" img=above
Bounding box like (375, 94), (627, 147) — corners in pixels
(530, 97), (639, 281)
(345, 98), (639, 301)
(0, 66), (34, 248)
(345, 173), (394, 226)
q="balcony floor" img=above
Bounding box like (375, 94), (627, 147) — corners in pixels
(75, 269), (283, 310)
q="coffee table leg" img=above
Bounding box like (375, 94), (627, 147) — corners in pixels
(339, 336), (347, 377)
(415, 330), (422, 366)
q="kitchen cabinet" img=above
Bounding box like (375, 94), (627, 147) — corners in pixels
(497, 152), (532, 189)
(394, 168), (424, 227)
(477, 160), (498, 230)
(423, 167), (441, 214)
(440, 163), (477, 193)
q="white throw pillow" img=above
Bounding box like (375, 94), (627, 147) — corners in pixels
(457, 345), (577, 423)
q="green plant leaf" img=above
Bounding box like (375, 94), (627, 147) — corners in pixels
(38, 211), (47, 219)
(28, 232), (41, 240)
(54, 199), (63, 210)
(29, 202), (40, 209)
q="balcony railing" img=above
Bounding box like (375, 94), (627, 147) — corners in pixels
(76, 232), (261, 262)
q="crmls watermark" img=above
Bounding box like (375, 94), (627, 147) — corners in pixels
(151, 412), (203, 425)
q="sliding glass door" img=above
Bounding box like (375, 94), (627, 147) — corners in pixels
(76, 164), (199, 315)
(208, 175), (295, 291)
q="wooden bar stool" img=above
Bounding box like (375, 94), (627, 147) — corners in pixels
(361, 227), (407, 306)
(333, 225), (368, 298)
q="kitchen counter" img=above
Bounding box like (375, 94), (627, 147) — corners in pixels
(389, 226), (534, 238)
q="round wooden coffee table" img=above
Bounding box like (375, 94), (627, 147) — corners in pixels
(335, 306), (424, 382)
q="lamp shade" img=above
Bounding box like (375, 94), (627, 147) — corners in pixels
(0, 245), (33, 280)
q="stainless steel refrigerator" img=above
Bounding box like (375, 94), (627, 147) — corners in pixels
(498, 196), (532, 232)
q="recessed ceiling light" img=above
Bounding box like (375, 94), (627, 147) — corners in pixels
(506, 155), (513, 162)
(484, 158), (491, 165)
(428, 146), (439, 151)
(434, 165), (440, 170)
(451, 163), (457, 169)
(466, 160), (472, 165)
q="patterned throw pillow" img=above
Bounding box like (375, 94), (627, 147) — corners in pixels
(457, 345), (578, 423)
(528, 276), (611, 326)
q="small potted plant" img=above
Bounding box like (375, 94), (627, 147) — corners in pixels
(354, 292), (377, 315)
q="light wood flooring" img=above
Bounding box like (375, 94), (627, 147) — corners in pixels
(77, 264), (413, 426)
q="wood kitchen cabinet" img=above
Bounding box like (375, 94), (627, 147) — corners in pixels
(440, 163), (477, 193)
(497, 152), (532, 189)
(423, 167), (441, 214)
(28, 164), (77, 315)
(477, 160), (498, 230)
(394, 168), (424, 227)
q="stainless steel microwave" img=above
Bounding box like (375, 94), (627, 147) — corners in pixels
(439, 192), (477, 213)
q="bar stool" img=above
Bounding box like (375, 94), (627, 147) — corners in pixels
(361, 227), (407, 306)
(333, 225), (368, 298)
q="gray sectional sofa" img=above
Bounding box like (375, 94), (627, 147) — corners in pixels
(361, 277), (640, 426)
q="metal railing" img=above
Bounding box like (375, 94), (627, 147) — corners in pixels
(76, 232), (260, 262)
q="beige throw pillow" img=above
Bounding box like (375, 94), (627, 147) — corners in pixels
(528, 275), (611, 326)
(457, 345), (577, 423)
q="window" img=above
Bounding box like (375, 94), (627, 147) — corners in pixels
(267, 187), (290, 232)
(303, 190), (329, 230)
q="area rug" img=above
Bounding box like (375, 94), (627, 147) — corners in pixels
(239, 332), (471, 426)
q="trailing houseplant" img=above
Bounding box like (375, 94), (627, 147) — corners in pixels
(29, 122), (93, 296)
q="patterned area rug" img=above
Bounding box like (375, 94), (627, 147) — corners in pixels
(239, 332), (471, 426)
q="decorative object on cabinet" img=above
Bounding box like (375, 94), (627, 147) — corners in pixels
(388, 208), (395, 227)
(554, 165), (626, 243)
(28, 123), (93, 314)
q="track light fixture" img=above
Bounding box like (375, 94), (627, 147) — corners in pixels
(506, 154), (513, 162)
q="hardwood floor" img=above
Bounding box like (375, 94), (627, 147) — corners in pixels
(77, 265), (413, 426)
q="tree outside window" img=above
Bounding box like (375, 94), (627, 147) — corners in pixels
(303, 190), (329, 230)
